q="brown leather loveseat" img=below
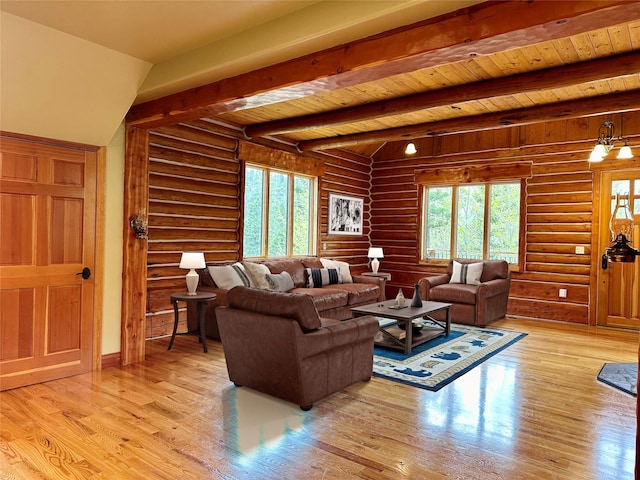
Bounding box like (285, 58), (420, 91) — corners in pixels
(418, 258), (511, 327)
(216, 286), (379, 410)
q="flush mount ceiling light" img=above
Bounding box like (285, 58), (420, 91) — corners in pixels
(405, 142), (417, 155)
(588, 120), (634, 163)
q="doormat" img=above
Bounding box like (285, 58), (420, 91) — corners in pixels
(373, 323), (526, 391)
(597, 362), (637, 396)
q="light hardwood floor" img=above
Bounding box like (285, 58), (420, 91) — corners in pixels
(1, 318), (637, 480)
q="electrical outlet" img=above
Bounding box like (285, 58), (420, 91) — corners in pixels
(559, 288), (567, 298)
(575, 246), (585, 254)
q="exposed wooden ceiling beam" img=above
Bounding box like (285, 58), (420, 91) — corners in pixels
(126, 1), (636, 129)
(298, 90), (640, 151)
(245, 51), (640, 138)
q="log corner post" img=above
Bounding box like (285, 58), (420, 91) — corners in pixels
(121, 126), (149, 366)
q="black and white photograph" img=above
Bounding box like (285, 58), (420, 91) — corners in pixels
(328, 193), (363, 235)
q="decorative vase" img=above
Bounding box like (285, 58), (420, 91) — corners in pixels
(410, 284), (422, 307)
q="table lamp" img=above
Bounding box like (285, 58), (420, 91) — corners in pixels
(179, 252), (206, 295)
(367, 247), (384, 274)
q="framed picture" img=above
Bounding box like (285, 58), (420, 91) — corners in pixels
(328, 193), (363, 235)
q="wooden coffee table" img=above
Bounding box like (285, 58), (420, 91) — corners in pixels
(351, 299), (452, 354)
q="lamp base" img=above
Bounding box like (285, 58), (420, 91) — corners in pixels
(371, 258), (380, 274)
(185, 269), (199, 295)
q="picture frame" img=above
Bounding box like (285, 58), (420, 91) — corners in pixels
(328, 193), (363, 235)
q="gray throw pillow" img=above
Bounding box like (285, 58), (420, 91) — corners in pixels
(265, 271), (294, 292)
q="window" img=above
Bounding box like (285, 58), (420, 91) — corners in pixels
(243, 164), (317, 258)
(421, 181), (521, 264)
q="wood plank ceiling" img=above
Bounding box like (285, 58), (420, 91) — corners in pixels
(127, 1), (640, 158)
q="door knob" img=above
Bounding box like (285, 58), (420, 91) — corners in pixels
(76, 267), (91, 280)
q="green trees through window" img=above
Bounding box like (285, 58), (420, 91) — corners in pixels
(243, 164), (316, 258)
(422, 182), (521, 264)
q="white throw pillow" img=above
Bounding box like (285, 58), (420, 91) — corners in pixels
(449, 260), (484, 285)
(209, 262), (254, 289)
(320, 258), (353, 283)
(242, 261), (271, 290)
(265, 271), (294, 292)
(305, 268), (342, 288)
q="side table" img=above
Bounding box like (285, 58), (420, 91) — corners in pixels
(168, 292), (217, 353)
(361, 272), (391, 300)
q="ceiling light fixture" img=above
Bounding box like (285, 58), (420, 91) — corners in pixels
(588, 120), (634, 163)
(405, 142), (417, 155)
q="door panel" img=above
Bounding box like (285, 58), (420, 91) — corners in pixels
(597, 171), (640, 329)
(0, 138), (96, 390)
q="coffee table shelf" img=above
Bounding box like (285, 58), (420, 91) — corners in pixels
(352, 299), (452, 354)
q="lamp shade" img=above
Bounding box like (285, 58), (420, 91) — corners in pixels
(179, 252), (206, 295)
(617, 143), (634, 160)
(367, 247), (384, 258)
(179, 252), (206, 269)
(405, 142), (417, 155)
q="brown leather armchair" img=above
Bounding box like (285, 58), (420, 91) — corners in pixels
(216, 286), (379, 410)
(418, 259), (511, 327)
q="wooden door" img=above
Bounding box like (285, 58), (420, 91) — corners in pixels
(596, 171), (640, 329)
(0, 137), (97, 390)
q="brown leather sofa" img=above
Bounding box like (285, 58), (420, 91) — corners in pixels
(216, 286), (380, 410)
(188, 257), (383, 340)
(418, 258), (511, 326)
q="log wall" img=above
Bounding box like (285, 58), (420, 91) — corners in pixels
(144, 121), (371, 338)
(372, 113), (640, 324)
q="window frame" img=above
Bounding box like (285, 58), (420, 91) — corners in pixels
(242, 162), (318, 259)
(419, 179), (525, 267)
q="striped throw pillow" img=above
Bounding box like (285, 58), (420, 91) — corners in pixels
(305, 268), (342, 288)
(449, 261), (484, 285)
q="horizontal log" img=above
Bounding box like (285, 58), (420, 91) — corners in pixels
(526, 243), (591, 255)
(149, 202), (240, 218)
(147, 241), (239, 252)
(148, 188), (239, 209)
(525, 253), (590, 265)
(149, 145), (240, 172)
(373, 201), (419, 212)
(526, 232), (591, 244)
(527, 213), (592, 224)
(145, 311), (181, 337)
(526, 223), (591, 233)
(525, 262), (590, 276)
(149, 160), (238, 184)
(527, 172), (593, 184)
(511, 270), (591, 285)
(527, 203), (592, 214)
(526, 192), (593, 204)
(147, 265), (183, 279)
(148, 174), (238, 196)
(148, 226), (237, 241)
(153, 125), (237, 151)
(149, 215), (237, 230)
(507, 298), (588, 324)
(526, 181), (592, 195)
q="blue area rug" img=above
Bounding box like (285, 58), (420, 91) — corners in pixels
(373, 323), (527, 391)
(597, 362), (637, 396)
